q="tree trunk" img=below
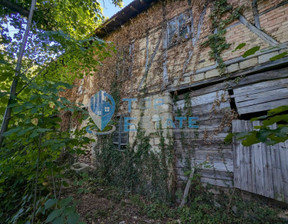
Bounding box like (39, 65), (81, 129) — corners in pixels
(0, 0), (37, 147)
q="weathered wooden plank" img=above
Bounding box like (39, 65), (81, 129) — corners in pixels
(195, 150), (233, 161)
(191, 91), (227, 106)
(269, 144), (278, 200)
(174, 100), (230, 113)
(246, 121), (253, 192)
(232, 120), (241, 189)
(279, 142), (288, 202)
(234, 87), (288, 103)
(283, 142), (288, 203)
(230, 67), (288, 88)
(175, 91), (228, 108)
(262, 143), (269, 197)
(178, 170), (233, 183)
(201, 177), (233, 188)
(266, 145), (274, 198)
(272, 143), (284, 201)
(237, 98), (288, 114)
(237, 92), (288, 108)
(199, 169), (233, 180)
(233, 78), (288, 96)
(255, 143), (264, 196)
(195, 160), (234, 172)
(251, 138), (257, 193)
(252, 0), (261, 29)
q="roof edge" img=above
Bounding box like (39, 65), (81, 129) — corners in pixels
(95, 0), (158, 38)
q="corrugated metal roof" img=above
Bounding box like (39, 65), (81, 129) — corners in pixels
(95, 0), (158, 38)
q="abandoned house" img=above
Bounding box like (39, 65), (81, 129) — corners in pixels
(65, 0), (288, 203)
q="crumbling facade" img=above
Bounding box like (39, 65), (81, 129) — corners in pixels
(66, 0), (288, 203)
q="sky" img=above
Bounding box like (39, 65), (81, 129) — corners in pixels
(102, 0), (134, 18)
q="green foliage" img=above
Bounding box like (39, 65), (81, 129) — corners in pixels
(0, 0), (119, 223)
(242, 46), (260, 58)
(225, 106), (288, 146)
(202, 0), (242, 75)
(127, 174), (285, 224)
(270, 52), (288, 61)
(1, 0), (123, 40)
(0, 79), (92, 223)
(93, 88), (173, 201)
(233, 43), (246, 52)
(94, 127), (172, 201)
(43, 197), (83, 224)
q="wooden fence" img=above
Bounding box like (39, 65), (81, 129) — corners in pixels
(232, 120), (288, 203)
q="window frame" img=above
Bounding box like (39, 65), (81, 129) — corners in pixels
(166, 10), (192, 48)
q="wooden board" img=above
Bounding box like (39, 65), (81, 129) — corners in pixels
(232, 120), (288, 203)
(173, 89), (234, 188)
(232, 78), (288, 115)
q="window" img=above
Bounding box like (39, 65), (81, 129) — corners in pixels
(113, 115), (129, 150)
(167, 12), (191, 47)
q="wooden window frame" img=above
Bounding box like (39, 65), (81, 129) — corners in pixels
(167, 11), (191, 48)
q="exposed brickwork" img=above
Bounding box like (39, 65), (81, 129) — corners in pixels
(259, 3), (288, 43)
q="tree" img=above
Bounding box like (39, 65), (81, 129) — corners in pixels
(0, 0), (122, 222)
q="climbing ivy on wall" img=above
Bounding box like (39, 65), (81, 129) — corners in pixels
(202, 0), (242, 75)
(92, 76), (174, 201)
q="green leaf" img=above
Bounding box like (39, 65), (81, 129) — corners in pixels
(17, 127), (34, 137)
(241, 132), (260, 146)
(269, 52), (288, 61)
(263, 115), (288, 126)
(3, 127), (22, 136)
(256, 129), (271, 142)
(242, 46), (260, 58)
(67, 213), (80, 224)
(59, 197), (72, 208)
(267, 105), (288, 116)
(183, 170), (192, 176)
(45, 209), (62, 223)
(45, 199), (58, 210)
(52, 216), (65, 224)
(250, 115), (267, 122)
(63, 181), (70, 187)
(0, 92), (9, 97)
(233, 43), (246, 52)
(37, 128), (53, 133)
(224, 133), (233, 143)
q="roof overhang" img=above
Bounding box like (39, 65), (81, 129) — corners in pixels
(95, 0), (158, 38)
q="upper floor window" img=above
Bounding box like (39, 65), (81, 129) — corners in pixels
(167, 12), (191, 47)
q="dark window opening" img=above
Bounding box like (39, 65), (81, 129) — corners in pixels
(228, 89), (238, 114)
(113, 115), (129, 151)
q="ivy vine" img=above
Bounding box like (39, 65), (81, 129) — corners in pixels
(202, 0), (242, 75)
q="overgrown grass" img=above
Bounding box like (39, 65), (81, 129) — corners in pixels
(72, 172), (287, 224)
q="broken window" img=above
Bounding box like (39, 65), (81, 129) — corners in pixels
(167, 11), (191, 47)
